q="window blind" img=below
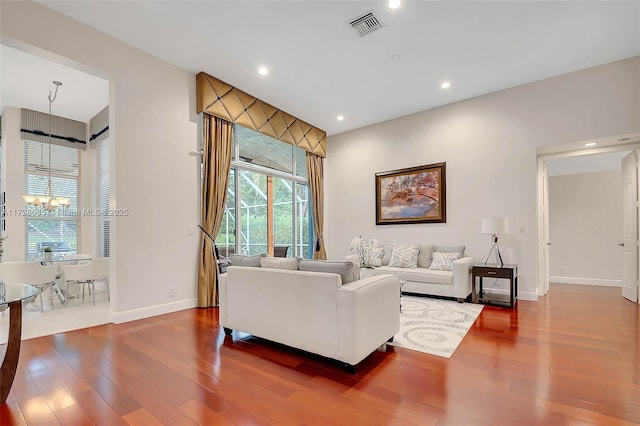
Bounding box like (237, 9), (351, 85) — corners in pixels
(96, 138), (110, 257)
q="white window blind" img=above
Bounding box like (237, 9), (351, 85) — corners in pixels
(96, 138), (110, 257)
(24, 140), (79, 260)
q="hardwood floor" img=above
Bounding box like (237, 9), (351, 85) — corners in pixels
(1, 284), (638, 425)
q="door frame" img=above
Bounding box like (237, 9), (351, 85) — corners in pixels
(537, 140), (640, 299)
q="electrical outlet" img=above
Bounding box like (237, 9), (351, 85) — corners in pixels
(169, 286), (176, 297)
(188, 225), (195, 235)
(560, 267), (567, 275)
(519, 225), (525, 234)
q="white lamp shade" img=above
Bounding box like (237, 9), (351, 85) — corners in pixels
(481, 217), (509, 235)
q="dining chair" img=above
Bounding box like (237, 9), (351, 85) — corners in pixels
(1, 262), (58, 312)
(63, 258), (109, 306)
(274, 245), (290, 258)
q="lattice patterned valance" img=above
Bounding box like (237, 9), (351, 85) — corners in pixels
(196, 72), (326, 157)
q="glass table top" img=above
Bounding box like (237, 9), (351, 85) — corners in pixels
(0, 283), (38, 306)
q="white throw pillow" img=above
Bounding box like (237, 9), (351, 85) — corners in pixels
(370, 247), (384, 267)
(428, 252), (460, 271)
(260, 256), (299, 270)
(388, 244), (420, 268)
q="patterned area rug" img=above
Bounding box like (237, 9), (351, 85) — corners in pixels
(389, 295), (483, 358)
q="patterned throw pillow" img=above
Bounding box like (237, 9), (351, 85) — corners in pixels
(370, 247), (384, 267)
(428, 252), (460, 271)
(388, 244), (420, 268)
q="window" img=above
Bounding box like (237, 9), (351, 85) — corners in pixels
(24, 140), (79, 260)
(215, 125), (313, 257)
(96, 138), (110, 257)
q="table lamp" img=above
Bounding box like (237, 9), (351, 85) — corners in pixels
(481, 217), (509, 266)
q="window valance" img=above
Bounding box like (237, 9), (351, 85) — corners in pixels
(21, 108), (86, 150)
(196, 72), (326, 158)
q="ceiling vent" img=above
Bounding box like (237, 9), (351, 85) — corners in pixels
(349, 11), (383, 36)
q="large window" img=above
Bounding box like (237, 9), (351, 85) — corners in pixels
(215, 125), (312, 257)
(24, 140), (79, 260)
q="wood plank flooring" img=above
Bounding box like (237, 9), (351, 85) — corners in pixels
(1, 284), (638, 425)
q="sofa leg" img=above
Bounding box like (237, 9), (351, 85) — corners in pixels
(223, 327), (233, 336)
(457, 297), (464, 303)
(343, 363), (357, 374)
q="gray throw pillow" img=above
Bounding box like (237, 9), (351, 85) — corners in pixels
(298, 260), (354, 284)
(382, 244), (393, 266)
(434, 245), (465, 258)
(229, 254), (264, 267)
(417, 245), (434, 268)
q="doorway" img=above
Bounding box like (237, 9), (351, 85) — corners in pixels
(537, 136), (640, 304)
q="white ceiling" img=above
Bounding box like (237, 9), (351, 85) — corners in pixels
(0, 0), (633, 135)
(0, 45), (109, 122)
(547, 151), (630, 177)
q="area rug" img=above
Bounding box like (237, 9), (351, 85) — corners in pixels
(389, 295), (484, 358)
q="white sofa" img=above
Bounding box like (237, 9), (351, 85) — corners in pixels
(219, 264), (400, 371)
(353, 244), (473, 302)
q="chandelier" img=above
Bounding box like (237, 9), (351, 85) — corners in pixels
(22, 81), (72, 212)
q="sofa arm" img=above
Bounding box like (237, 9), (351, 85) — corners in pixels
(452, 257), (473, 299)
(336, 274), (400, 365)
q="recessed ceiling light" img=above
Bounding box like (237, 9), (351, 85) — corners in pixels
(389, 0), (401, 9)
(441, 81), (451, 89)
(258, 66), (269, 76)
(584, 142), (597, 147)
(337, 115), (345, 121)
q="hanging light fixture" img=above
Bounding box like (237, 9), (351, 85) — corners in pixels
(23, 81), (72, 212)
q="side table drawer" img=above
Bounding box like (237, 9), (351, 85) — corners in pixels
(473, 267), (512, 279)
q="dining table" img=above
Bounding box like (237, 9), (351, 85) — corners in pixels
(1, 282), (37, 403)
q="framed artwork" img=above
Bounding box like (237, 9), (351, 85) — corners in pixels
(375, 162), (446, 225)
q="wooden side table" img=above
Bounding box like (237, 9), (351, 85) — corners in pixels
(471, 264), (518, 308)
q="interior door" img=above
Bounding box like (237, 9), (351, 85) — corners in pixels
(621, 151), (639, 303)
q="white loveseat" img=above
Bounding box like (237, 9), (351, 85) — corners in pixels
(354, 244), (473, 302)
(219, 264), (400, 371)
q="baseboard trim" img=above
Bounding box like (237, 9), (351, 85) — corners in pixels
(110, 298), (197, 324)
(549, 276), (622, 287)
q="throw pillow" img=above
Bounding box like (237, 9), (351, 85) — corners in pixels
(417, 245), (434, 268)
(344, 254), (361, 280)
(370, 247), (384, 267)
(229, 253), (265, 267)
(388, 244), (420, 268)
(260, 256), (299, 270)
(428, 252), (460, 271)
(433, 245), (465, 258)
(381, 244), (393, 266)
(298, 260), (354, 284)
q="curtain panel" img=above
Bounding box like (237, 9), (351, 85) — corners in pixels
(306, 152), (327, 260)
(197, 114), (234, 307)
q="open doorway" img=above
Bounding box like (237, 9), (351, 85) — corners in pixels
(537, 134), (640, 304)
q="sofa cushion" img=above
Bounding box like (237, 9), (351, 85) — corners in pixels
(374, 266), (453, 285)
(434, 245), (465, 257)
(389, 244), (420, 268)
(260, 256), (299, 270)
(428, 252), (460, 271)
(417, 245), (434, 268)
(298, 260), (355, 284)
(229, 254), (264, 267)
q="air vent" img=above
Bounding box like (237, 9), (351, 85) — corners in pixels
(349, 11), (383, 36)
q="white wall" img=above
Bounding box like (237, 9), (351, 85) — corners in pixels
(1, 1), (200, 321)
(548, 170), (623, 286)
(326, 56), (640, 301)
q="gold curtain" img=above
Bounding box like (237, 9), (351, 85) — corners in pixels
(198, 115), (234, 307)
(306, 152), (327, 260)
